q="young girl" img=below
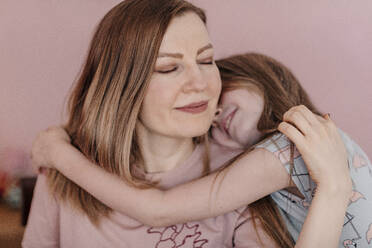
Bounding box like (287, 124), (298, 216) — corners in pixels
(31, 53), (365, 247)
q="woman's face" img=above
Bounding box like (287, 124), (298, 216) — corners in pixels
(138, 12), (221, 139)
(211, 83), (264, 149)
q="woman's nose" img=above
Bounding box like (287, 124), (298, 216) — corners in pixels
(182, 65), (207, 93)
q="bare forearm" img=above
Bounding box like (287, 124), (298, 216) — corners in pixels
(295, 186), (351, 247)
(50, 144), (166, 225)
(49, 145), (289, 227)
(160, 148), (289, 224)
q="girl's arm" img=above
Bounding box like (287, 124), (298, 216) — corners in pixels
(232, 185), (350, 248)
(236, 106), (351, 248)
(32, 127), (289, 226)
(279, 105), (352, 247)
(294, 184), (350, 247)
(32, 105), (350, 230)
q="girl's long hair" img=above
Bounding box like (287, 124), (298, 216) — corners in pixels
(216, 53), (322, 248)
(46, 0), (207, 225)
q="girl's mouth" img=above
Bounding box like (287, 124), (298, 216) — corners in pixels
(221, 107), (237, 136)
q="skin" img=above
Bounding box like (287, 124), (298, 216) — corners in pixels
(31, 13), (352, 248)
(135, 12), (221, 174)
(212, 84), (264, 149)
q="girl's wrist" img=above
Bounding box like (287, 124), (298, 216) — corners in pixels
(316, 177), (352, 202)
(49, 141), (73, 170)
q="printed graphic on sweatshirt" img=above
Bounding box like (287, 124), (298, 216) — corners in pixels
(147, 224), (208, 248)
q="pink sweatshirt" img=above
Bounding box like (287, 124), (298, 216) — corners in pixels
(22, 141), (276, 248)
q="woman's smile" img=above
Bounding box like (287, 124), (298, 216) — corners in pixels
(175, 100), (209, 114)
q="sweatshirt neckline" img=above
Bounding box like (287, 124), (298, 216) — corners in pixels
(132, 143), (204, 185)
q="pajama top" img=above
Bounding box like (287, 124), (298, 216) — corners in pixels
(257, 131), (372, 248)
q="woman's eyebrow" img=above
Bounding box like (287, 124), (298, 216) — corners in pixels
(158, 52), (183, 59)
(157, 43), (213, 59)
(197, 43), (213, 55)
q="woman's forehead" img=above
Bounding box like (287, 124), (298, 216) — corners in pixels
(158, 12), (212, 54)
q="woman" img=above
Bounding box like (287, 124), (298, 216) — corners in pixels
(25, 0), (352, 247)
(24, 1), (281, 247)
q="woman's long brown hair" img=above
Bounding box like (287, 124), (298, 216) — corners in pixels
(46, 0), (207, 225)
(44, 0), (319, 245)
(216, 53), (322, 248)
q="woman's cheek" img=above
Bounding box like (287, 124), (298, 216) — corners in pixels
(212, 68), (222, 96)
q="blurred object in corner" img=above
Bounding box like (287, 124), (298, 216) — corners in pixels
(0, 147), (35, 209)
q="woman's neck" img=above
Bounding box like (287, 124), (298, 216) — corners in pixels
(136, 123), (195, 174)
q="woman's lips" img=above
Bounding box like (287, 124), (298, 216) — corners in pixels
(175, 101), (208, 114)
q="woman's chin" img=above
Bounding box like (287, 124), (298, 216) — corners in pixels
(182, 126), (211, 139)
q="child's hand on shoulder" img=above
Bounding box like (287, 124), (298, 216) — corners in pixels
(31, 126), (71, 174)
(278, 105), (351, 195)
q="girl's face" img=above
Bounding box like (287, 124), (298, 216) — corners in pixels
(211, 83), (264, 149)
(138, 12), (221, 139)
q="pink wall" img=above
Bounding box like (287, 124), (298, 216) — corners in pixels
(1, 0), (371, 175)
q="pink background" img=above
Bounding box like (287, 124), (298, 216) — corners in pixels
(1, 0), (371, 175)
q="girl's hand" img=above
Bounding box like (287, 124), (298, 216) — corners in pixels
(31, 126), (71, 173)
(278, 105), (352, 194)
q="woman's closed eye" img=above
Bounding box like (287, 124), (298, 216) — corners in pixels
(198, 57), (214, 65)
(155, 57), (213, 73)
(156, 66), (178, 74)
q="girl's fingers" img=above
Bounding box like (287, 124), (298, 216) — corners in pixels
(284, 105), (333, 138)
(296, 105), (319, 126)
(278, 121), (307, 153)
(297, 106), (336, 135)
(281, 107), (349, 187)
(315, 113), (338, 137)
(283, 107), (312, 136)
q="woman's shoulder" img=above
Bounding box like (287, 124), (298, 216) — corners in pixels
(22, 174), (61, 247)
(31, 174), (60, 207)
